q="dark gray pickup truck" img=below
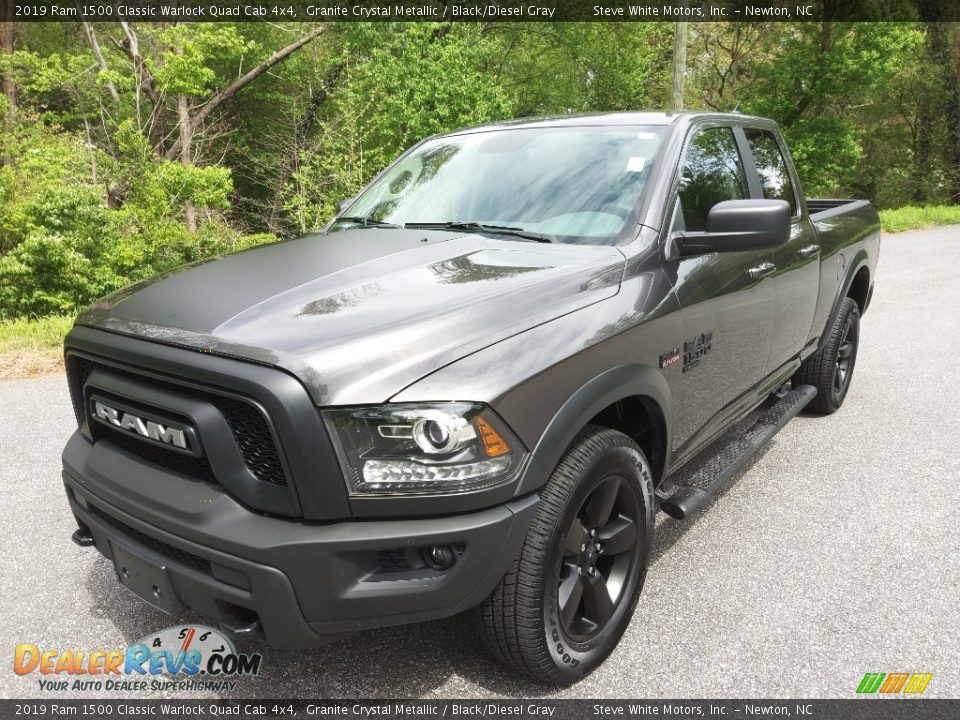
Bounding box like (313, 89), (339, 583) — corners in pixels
(61, 112), (879, 684)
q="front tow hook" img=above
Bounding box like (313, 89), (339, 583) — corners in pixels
(71, 528), (96, 547)
(219, 603), (265, 642)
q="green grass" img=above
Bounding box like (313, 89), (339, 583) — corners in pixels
(879, 205), (960, 233)
(0, 315), (73, 379)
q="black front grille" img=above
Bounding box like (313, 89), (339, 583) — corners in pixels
(71, 356), (288, 486)
(88, 503), (212, 575)
(208, 394), (286, 487)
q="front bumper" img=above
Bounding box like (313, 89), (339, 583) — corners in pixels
(63, 433), (537, 648)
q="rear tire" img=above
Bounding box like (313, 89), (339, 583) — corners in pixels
(795, 297), (860, 414)
(478, 426), (654, 685)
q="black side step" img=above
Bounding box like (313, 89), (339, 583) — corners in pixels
(659, 385), (817, 519)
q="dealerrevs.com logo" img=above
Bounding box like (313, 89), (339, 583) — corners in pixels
(13, 625), (262, 693)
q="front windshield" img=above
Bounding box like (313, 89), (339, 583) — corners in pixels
(336, 125), (667, 244)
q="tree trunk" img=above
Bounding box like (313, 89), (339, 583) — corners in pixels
(671, 21), (687, 112)
(165, 25), (328, 161)
(82, 22), (120, 102)
(1, 2), (14, 110)
(1, 0), (16, 165)
(820, 19), (833, 53)
(942, 24), (960, 204)
(781, 21), (833, 128)
(911, 106), (932, 204)
(114, 22), (165, 152)
(177, 94), (196, 232)
(268, 62), (345, 234)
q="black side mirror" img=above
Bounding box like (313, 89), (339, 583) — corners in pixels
(336, 197), (355, 214)
(673, 199), (791, 256)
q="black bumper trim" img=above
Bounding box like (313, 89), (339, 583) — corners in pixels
(64, 469), (537, 648)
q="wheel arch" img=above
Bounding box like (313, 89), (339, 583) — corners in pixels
(847, 265), (871, 314)
(587, 396), (668, 487)
(514, 365), (672, 496)
(818, 251), (871, 353)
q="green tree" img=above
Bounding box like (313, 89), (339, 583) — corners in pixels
(281, 23), (515, 233)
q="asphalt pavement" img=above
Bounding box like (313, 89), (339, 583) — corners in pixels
(1, 225), (958, 700)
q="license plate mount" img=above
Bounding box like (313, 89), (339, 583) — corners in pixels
(110, 539), (183, 616)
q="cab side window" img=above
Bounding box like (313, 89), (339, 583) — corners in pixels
(676, 127), (748, 232)
(745, 129), (797, 215)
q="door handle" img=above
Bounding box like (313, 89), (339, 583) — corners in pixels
(748, 262), (776, 280)
(798, 244), (821, 259)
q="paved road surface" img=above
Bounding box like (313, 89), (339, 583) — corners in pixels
(2, 226), (958, 700)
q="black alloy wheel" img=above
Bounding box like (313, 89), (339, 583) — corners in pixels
(479, 426), (654, 684)
(795, 296), (861, 414)
(558, 476), (641, 642)
(832, 310), (859, 402)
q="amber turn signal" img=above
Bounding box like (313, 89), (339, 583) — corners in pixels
(476, 416), (510, 457)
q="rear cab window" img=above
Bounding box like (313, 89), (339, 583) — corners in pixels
(744, 128), (798, 215)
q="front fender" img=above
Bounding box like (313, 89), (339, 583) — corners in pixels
(514, 364), (672, 496)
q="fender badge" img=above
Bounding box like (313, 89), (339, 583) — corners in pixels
(683, 331), (714, 373)
(659, 348), (681, 369)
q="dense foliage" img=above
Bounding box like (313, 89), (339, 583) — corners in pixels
(0, 19), (957, 318)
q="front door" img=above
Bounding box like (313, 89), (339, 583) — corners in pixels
(665, 125), (777, 454)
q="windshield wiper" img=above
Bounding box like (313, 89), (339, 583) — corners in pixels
(404, 221), (554, 243)
(332, 216), (401, 228)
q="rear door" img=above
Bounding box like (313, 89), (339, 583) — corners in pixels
(742, 127), (820, 370)
(665, 124), (776, 453)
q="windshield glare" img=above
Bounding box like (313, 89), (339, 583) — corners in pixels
(338, 126), (666, 244)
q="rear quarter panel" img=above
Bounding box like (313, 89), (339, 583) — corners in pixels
(806, 200), (881, 347)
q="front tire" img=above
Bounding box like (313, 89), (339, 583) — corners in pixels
(478, 426), (654, 685)
(795, 297), (860, 414)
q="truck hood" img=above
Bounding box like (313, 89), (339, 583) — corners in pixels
(77, 228), (624, 405)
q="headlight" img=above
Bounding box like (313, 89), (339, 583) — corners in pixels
(323, 403), (526, 495)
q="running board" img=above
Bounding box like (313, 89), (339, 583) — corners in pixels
(659, 385), (817, 520)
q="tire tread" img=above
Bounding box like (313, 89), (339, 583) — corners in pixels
(478, 426), (646, 684)
(795, 297), (859, 415)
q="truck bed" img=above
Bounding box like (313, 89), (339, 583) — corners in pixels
(807, 198), (871, 220)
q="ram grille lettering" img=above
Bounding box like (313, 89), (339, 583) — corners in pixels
(93, 401), (189, 450)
